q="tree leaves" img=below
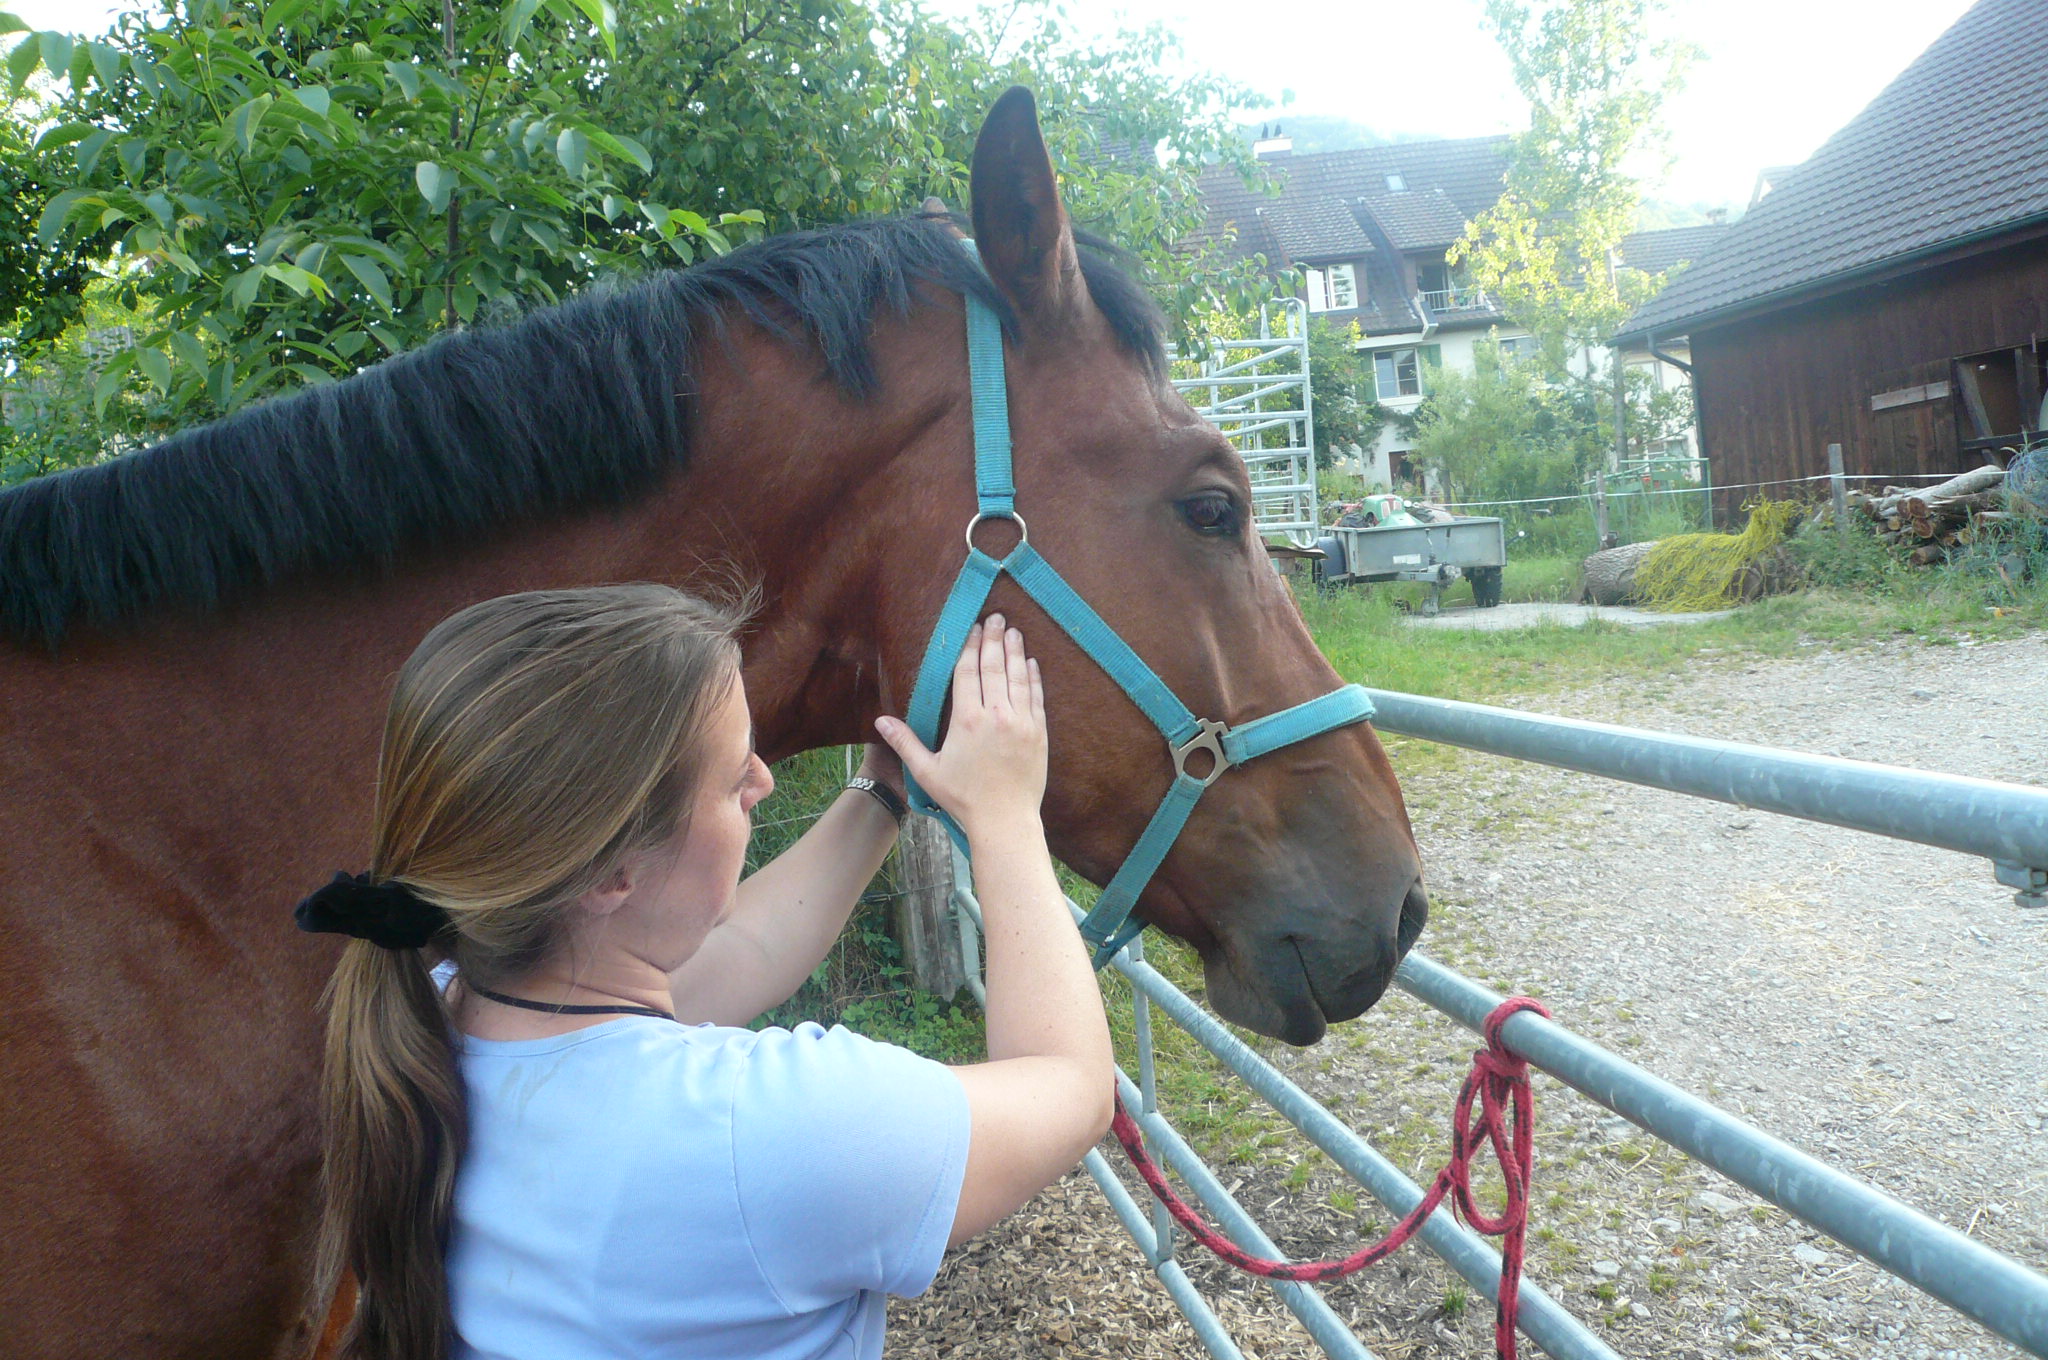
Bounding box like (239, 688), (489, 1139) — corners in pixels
(414, 160), (451, 212)
(4, 0), (1256, 457)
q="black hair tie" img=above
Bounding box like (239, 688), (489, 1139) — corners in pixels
(294, 871), (450, 951)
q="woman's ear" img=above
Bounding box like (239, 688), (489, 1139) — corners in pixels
(575, 860), (638, 919)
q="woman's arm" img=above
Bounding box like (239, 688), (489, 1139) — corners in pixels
(667, 751), (900, 1026)
(871, 616), (1114, 1247)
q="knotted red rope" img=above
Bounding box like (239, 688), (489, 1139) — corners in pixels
(1109, 996), (1551, 1360)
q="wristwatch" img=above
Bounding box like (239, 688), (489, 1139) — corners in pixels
(845, 775), (907, 825)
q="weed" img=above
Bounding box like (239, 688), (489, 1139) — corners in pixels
(1329, 1188), (1358, 1215)
(1441, 1282), (1470, 1319)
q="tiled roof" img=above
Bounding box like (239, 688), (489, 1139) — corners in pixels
(1264, 197), (1376, 261)
(1192, 136), (1509, 264)
(1357, 187), (1471, 250)
(1191, 135), (1510, 334)
(1618, 224), (1731, 276)
(1622, 0), (2048, 339)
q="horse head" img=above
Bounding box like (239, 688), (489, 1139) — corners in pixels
(875, 90), (1426, 1045)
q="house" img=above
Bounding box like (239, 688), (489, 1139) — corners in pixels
(1615, 0), (2048, 512)
(1195, 137), (1721, 492)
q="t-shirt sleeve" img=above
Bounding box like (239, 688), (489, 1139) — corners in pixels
(729, 1022), (970, 1311)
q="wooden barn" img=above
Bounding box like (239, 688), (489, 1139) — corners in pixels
(1614, 0), (2048, 513)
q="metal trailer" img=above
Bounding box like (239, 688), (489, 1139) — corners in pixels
(947, 694), (2048, 1360)
(1314, 515), (1509, 614)
(1171, 299), (1319, 547)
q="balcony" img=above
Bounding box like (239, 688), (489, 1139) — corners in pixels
(1417, 286), (1493, 315)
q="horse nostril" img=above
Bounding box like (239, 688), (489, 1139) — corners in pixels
(1397, 879), (1429, 956)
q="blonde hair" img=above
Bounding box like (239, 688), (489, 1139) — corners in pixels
(315, 583), (745, 1360)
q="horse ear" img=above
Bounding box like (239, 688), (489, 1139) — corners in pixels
(969, 86), (1081, 322)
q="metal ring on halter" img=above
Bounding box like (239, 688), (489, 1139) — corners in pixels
(964, 511), (1028, 554)
(1171, 718), (1234, 788)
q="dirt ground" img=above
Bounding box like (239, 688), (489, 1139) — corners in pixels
(890, 629), (2047, 1360)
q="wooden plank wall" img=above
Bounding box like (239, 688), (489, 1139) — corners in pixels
(1688, 233), (2048, 514)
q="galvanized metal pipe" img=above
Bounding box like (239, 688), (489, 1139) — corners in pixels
(1395, 951), (2048, 1356)
(1363, 689), (2048, 875)
(958, 877), (1375, 1357)
(1103, 941), (1621, 1360)
(1113, 1070), (1378, 1360)
(1081, 1149), (1249, 1360)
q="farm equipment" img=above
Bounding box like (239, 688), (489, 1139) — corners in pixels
(1312, 496), (1507, 615)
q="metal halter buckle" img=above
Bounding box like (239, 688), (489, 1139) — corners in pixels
(964, 511), (1028, 554)
(1171, 718), (1233, 788)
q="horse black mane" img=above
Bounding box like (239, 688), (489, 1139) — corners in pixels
(0, 216), (1166, 650)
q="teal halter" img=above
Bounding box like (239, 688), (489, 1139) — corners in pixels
(904, 267), (1376, 967)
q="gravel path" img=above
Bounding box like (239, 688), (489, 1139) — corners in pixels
(894, 631), (2048, 1360)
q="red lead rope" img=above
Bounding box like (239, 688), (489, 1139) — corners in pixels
(1108, 997), (1552, 1360)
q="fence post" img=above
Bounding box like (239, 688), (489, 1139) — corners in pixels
(892, 813), (965, 997)
(1828, 442), (1847, 534)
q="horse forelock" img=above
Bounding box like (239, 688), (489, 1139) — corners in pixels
(0, 217), (1164, 651)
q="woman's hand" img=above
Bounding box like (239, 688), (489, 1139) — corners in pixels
(874, 612), (1046, 843)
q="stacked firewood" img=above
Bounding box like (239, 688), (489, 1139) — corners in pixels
(1846, 465), (2022, 566)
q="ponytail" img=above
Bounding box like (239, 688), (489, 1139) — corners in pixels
(317, 940), (465, 1359)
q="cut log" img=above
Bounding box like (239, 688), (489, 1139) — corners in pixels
(1908, 544), (1947, 566)
(1916, 465), (2006, 502)
(1580, 539), (1660, 606)
(1902, 488), (2001, 519)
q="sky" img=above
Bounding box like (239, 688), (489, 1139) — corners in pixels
(9, 0), (1981, 211)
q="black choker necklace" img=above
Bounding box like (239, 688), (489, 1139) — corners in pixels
(467, 982), (676, 1022)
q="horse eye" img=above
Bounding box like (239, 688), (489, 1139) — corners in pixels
(1179, 493), (1240, 537)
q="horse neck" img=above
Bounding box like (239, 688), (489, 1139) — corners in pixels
(675, 308), (971, 761)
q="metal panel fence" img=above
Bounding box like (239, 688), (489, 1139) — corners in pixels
(1171, 299), (1319, 547)
(947, 694), (2048, 1358)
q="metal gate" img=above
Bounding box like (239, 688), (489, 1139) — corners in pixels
(1172, 299), (1319, 546)
(947, 692), (2048, 1359)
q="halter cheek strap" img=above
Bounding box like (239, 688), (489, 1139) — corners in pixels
(904, 253), (1375, 967)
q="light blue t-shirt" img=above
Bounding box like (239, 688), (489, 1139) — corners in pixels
(446, 1016), (971, 1360)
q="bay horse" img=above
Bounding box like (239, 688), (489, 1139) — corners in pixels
(0, 89), (1425, 1360)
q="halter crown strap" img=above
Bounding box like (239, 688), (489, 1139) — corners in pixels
(905, 271), (1374, 966)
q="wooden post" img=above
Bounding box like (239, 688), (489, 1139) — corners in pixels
(892, 813), (964, 998)
(1828, 442), (1847, 535)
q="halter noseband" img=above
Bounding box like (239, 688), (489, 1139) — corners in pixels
(904, 253), (1375, 966)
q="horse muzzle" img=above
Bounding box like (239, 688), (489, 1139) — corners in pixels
(1201, 876), (1428, 1046)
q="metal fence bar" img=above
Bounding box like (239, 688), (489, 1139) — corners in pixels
(950, 869), (1375, 1357)
(1362, 689), (2048, 883)
(1114, 1068), (1380, 1360)
(1394, 951), (2048, 1356)
(1080, 1149), (1249, 1360)
(1100, 935), (1621, 1360)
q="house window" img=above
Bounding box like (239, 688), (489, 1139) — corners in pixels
(1497, 335), (1539, 362)
(1305, 263), (1358, 312)
(1385, 173), (1406, 192)
(1375, 348), (1421, 399)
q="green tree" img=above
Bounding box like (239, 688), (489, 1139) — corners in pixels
(6, 0), (753, 435)
(602, 0), (1273, 328)
(1304, 316), (1386, 464)
(1409, 338), (1697, 501)
(1, 0), (1272, 467)
(1449, 0), (1695, 369)
(0, 95), (105, 344)
(1408, 338), (1579, 501)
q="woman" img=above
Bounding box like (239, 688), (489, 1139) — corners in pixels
(296, 584), (1113, 1359)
